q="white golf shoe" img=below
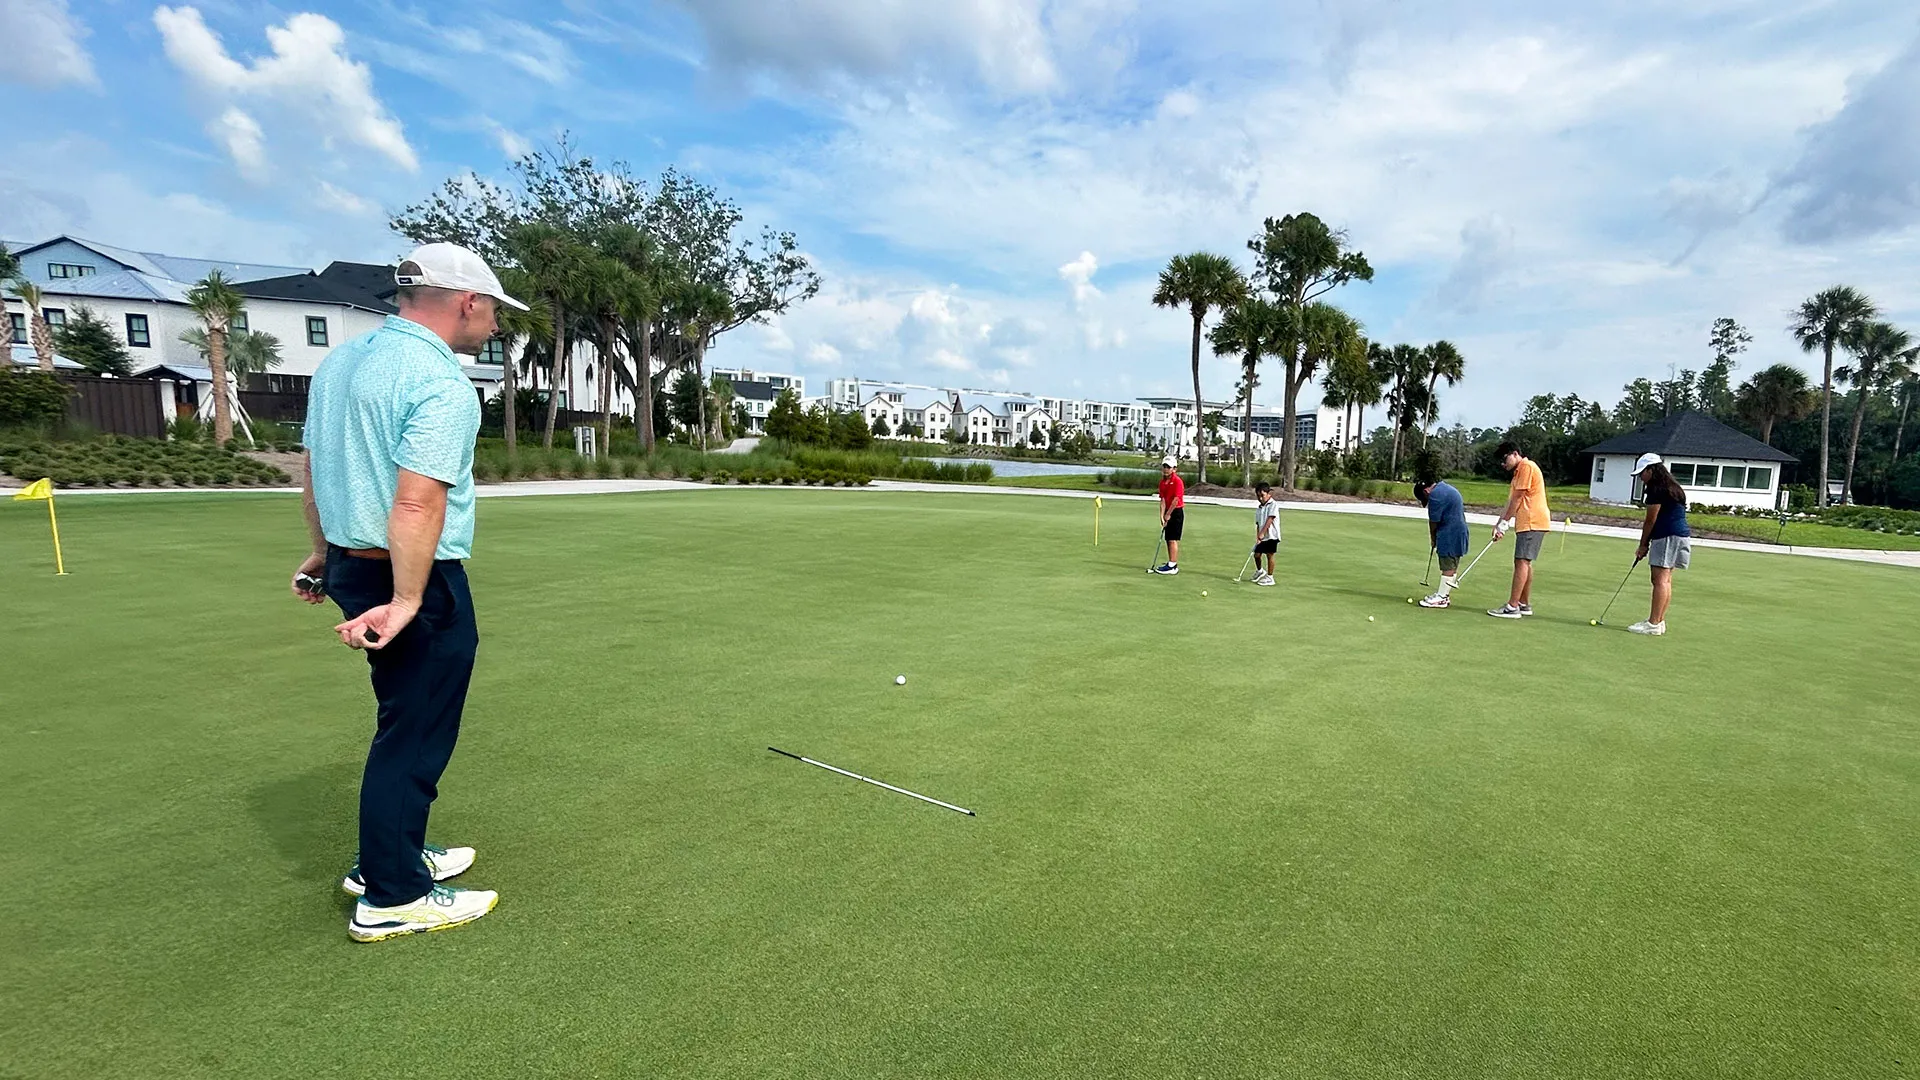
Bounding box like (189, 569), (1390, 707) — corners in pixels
(1628, 620), (1667, 636)
(342, 844), (476, 897)
(349, 883), (498, 943)
(1254, 573), (1275, 586)
(1418, 592), (1449, 608)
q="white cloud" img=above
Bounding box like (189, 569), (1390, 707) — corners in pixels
(1058, 250), (1102, 307)
(153, 7), (418, 180)
(664, 0), (1057, 95)
(207, 107), (267, 183)
(1432, 215), (1514, 315)
(315, 181), (377, 217)
(0, 0), (97, 88)
(485, 118), (534, 160)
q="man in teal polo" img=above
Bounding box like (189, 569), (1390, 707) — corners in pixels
(289, 243), (525, 942)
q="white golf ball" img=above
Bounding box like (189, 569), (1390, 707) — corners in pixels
(1368, 615), (1375, 622)
(1201, 590), (1209, 597)
(895, 675), (907, 685)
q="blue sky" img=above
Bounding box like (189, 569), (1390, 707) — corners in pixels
(2, 0), (1916, 424)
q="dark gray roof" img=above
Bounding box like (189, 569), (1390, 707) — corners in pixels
(1584, 411), (1796, 463)
(730, 379), (778, 401)
(316, 261), (400, 305)
(237, 271), (396, 314)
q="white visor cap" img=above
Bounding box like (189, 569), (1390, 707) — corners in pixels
(396, 243), (528, 311)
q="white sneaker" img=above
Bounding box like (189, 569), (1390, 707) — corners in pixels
(1418, 592), (1449, 608)
(349, 883), (498, 943)
(1628, 621), (1666, 636)
(1254, 573), (1275, 586)
(1150, 563), (1179, 575)
(1487, 603), (1524, 619)
(342, 844), (476, 896)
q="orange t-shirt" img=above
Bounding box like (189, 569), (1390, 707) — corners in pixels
(1509, 458), (1551, 532)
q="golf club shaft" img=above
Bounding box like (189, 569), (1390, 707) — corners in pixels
(1147, 527), (1165, 571)
(769, 747), (975, 816)
(1422, 545), (1434, 587)
(1596, 558), (1643, 624)
(1453, 537), (1496, 586)
(1237, 548), (1255, 582)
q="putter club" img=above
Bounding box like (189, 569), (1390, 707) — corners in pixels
(1145, 527), (1166, 573)
(1421, 545), (1435, 588)
(768, 747), (975, 816)
(1235, 547), (1256, 583)
(1594, 557), (1644, 626)
(1451, 536), (1498, 587)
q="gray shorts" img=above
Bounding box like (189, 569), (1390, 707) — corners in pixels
(1649, 535), (1691, 569)
(1438, 555), (1461, 573)
(1513, 530), (1546, 562)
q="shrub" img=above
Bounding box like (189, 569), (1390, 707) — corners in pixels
(0, 369), (73, 426)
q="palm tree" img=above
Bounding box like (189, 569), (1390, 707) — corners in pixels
(1790, 286), (1878, 506)
(1297, 302), (1363, 468)
(1892, 364), (1920, 467)
(1153, 252), (1248, 484)
(1419, 340), (1465, 445)
(1319, 335), (1380, 453)
(677, 282), (733, 451)
(1835, 321), (1914, 504)
(185, 271), (247, 444)
(1734, 363), (1816, 446)
(1381, 343), (1426, 478)
(1210, 296), (1288, 486)
(708, 371), (737, 445)
(6, 278), (57, 372)
(492, 266), (549, 456)
(508, 223), (590, 450)
(181, 327), (283, 385)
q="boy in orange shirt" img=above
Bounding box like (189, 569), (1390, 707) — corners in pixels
(1488, 441), (1551, 619)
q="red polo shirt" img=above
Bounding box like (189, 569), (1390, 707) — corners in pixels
(1159, 473), (1185, 511)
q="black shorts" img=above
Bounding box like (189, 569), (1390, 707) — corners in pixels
(1163, 507), (1185, 542)
(1254, 539), (1278, 555)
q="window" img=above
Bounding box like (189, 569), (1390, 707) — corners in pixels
(126, 314), (151, 347)
(8, 312), (23, 344)
(262, 373), (312, 395)
(478, 338), (505, 365)
(47, 263), (96, 278)
(1718, 466), (1746, 489)
(1746, 467), (1772, 490)
(43, 308), (65, 330)
(305, 317), (330, 346)
(1668, 463), (1691, 484)
(1593, 457), (1606, 483)
(230, 311), (248, 334)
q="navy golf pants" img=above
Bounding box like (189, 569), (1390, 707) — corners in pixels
(326, 547), (479, 907)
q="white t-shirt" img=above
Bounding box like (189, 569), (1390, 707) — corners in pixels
(1255, 500), (1281, 541)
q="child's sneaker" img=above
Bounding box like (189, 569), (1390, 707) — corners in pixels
(342, 844), (476, 897)
(1418, 592), (1449, 608)
(349, 883), (497, 943)
(1628, 620), (1667, 636)
(1150, 562), (1179, 575)
(1254, 573), (1275, 586)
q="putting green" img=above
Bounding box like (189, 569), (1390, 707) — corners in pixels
(3, 490), (1915, 1078)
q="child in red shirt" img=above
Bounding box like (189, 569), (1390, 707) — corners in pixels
(1152, 455), (1185, 575)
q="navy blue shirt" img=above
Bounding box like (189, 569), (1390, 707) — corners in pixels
(1648, 490), (1690, 540)
(1426, 481), (1470, 557)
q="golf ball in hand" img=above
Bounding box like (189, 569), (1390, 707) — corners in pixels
(895, 675), (907, 685)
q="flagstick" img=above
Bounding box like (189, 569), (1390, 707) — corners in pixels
(47, 495), (67, 575)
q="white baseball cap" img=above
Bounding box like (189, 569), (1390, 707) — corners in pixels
(1161, 455), (1178, 468)
(1634, 452), (1663, 473)
(395, 243), (528, 311)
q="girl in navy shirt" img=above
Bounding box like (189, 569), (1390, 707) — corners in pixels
(1632, 453), (1690, 636)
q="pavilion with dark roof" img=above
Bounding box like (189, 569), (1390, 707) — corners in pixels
(1583, 410), (1796, 510)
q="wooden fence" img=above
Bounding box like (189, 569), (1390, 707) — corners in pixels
(59, 374), (168, 439)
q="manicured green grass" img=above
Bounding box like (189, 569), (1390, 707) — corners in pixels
(4, 491), (1916, 1078)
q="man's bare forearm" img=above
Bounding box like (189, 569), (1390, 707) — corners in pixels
(301, 457), (326, 555)
(385, 496), (445, 609)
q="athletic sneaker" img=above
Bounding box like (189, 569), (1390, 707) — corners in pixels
(1487, 603), (1525, 619)
(1418, 592), (1449, 608)
(342, 844), (476, 897)
(1254, 573), (1275, 587)
(1518, 603), (1535, 617)
(349, 883), (498, 943)
(1628, 620), (1667, 636)
(1151, 562), (1179, 575)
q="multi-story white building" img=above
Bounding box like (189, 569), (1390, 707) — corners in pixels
(3, 236), (507, 421)
(717, 368), (807, 433)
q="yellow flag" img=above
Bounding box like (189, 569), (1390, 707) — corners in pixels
(12, 478), (52, 501)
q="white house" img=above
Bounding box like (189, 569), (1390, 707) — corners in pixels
(955, 401), (996, 445)
(904, 393), (952, 441)
(1584, 411), (1796, 510)
(860, 390), (906, 437)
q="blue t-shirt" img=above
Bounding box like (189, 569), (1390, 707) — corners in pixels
(304, 316), (481, 561)
(1648, 490), (1690, 540)
(1426, 481), (1469, 557)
